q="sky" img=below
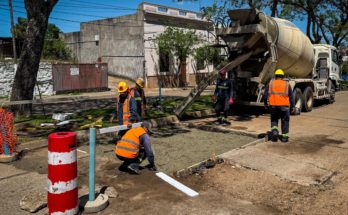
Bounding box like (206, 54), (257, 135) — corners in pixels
(0, 0), (307, 37)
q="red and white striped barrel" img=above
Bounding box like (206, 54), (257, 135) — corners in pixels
(48, 132), (78, 215)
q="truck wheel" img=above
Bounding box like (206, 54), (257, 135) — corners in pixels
(302, 87), (313, 112)
(327, 80), (335, 104)
(293, 88), (303, 115)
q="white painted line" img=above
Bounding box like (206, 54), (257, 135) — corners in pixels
(99, 122), (142, 134)
(51, 206), (78, 215)
(47, 178), (77, 194)
(156, 172), (199, 197)
(48, 150), (77, 165)
(77, 149), (88, 154)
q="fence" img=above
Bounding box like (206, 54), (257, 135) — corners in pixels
(52, 63), (108, 94)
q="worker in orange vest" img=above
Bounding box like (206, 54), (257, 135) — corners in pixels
(115, 121), (157, 174)
(117, 81), (138, 136)
(130, 78), (147, 119)
(264, 69), (295, 142)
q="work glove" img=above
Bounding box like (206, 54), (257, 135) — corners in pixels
(228, 98), (234, 105)
(211, 95), (216, 103)
(291, 107), (296, 114)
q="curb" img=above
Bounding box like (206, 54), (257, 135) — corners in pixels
(184, 122), (261, 138)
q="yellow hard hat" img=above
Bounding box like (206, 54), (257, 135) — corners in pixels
(118, 81), (129, 93)
(136, 78), (145, 88)
(274, 69), (285, 76)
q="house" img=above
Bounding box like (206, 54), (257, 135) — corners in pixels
(63, 2), (214, 88)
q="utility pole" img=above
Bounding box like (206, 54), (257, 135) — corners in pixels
(8, 0), (17, 63)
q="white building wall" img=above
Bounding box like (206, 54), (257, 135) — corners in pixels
(144, 22), (213, 86)
(0, 62), (54, 97)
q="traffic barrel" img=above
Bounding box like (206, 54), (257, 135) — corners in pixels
(48, 132), (78, 215)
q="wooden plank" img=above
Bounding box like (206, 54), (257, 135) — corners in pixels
(174, 51), (254, 118)
(155, 172), (199, 197)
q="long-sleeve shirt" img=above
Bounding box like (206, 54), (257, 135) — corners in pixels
(130, 87), (146, 117)
(263, 80), (295, 108)
(139, 133), (154, 166)
(117, 95), (138, 125)
(214, 78), (233, 99)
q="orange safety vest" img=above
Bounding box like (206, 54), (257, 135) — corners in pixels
(268, 79), (290, 106)
(117, 92), (132, 125)
(115, 127), (146, 158)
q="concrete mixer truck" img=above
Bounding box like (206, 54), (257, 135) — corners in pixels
(175, 8), (341, 117)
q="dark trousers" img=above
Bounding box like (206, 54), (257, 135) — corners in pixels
(270, 106), (290, 136)
(215, 97), (229, 119)
(116, 148), (146, 169)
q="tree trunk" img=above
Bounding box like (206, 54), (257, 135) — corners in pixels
(10, 0), (58, 115)
(179, 58), (187, 87)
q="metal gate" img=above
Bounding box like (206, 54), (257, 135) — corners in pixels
(52, 63), (108, 93)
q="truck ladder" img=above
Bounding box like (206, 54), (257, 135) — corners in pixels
(174, 51), (254, 118)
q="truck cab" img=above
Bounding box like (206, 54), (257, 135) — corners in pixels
(313, 44), (341, 90)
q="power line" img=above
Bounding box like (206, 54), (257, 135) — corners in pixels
(0, 7), (147, 28)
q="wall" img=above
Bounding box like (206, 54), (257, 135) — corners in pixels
(142, 3), (214, 88)
(63, 13), (145, 81)
(0, 62), (53, 97)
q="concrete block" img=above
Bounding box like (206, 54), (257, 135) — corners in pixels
(80, 193), (109, 213)
(0, 153), (18, 163)
(20, 191), (47, 213)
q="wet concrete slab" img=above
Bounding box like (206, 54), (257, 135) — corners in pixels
(221, 143), (335, 186)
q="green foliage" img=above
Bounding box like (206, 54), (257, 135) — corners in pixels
(194, 45), (221, 67)
(201, 0), (231, 28)
(155, 27), (201, 62)
(14, 17), (73, 61)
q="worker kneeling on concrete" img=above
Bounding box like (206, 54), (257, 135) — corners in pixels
(115, 121), (157, 174)
(264, 69), (295, 142)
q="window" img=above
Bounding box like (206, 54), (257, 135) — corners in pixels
(332, 50), (338, 64)
(159, 49), (170, 72)
(179, 11), (186, 16)
(158, 7), (168, 13)
(196, 14), (203, 19)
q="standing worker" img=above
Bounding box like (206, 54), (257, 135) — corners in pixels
(264, 69), (295, 142)
(117, 81), (138, 136)
(115, 121), (157, 174)
(212, 69), (234, 125)
(130, 78), (147, 119)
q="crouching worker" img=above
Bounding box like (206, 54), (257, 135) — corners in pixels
(115, 121), (157, 174)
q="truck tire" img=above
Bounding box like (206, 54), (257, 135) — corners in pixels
(302, 87), (313, 112)
(328, 80), (335, 104)
(293, 88), (303, 115)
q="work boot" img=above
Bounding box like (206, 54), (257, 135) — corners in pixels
(118, 162), (129, 172)
(215, 118), (223, 125)
(221, 119), (231, 126)
(271, 130), (279, 142)
(127, 163), (140, 175)
(279, 135), (289, 143)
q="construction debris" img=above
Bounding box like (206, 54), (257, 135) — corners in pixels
(20, 191), (47, 213)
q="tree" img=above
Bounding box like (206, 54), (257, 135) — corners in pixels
(10, 0), (58, 115)
(194, 45), (221, 69)
(155, 27), (200, 87)
(14, 17), (73, 60)
(279, 0), (347, 46)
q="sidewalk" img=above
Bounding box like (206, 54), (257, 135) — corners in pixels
(1, 86), (215, 106)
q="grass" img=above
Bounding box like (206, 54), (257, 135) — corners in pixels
(13, 95), (213, 141)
